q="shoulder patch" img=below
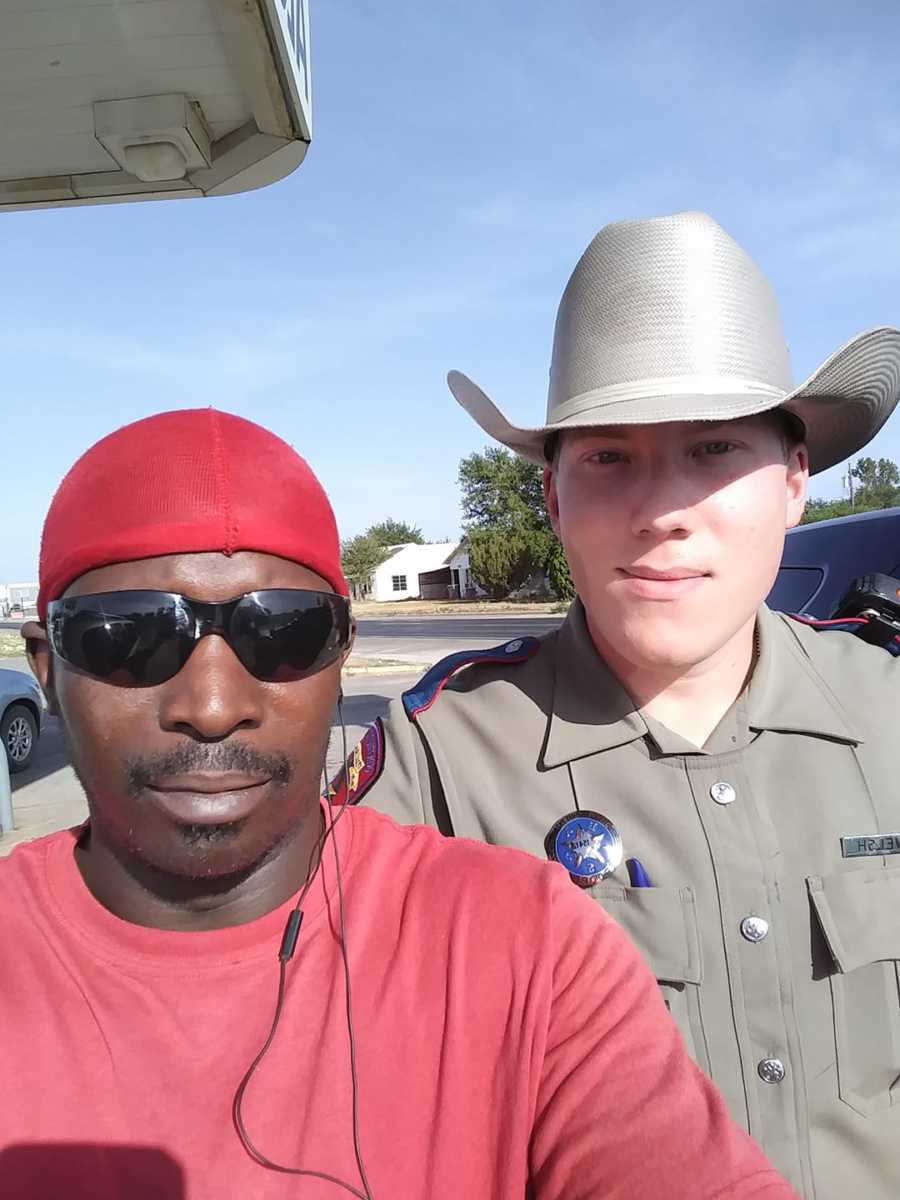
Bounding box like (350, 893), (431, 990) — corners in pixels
(327, 718), (385, 807)
(401, 636), (541, 721)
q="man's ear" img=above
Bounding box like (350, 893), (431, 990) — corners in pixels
(543, 465), (562, 537)
(785, 443), (810, 530)
(22, 621), (59, 716)
(339, 617), (357, 671)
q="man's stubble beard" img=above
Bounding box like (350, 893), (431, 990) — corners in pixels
(63, 722), (327, 887)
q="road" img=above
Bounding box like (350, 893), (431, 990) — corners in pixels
(355, 614), (561, 660)
(1, 611), (563, 854)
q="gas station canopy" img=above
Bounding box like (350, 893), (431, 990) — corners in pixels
(0, 0), (312, 211)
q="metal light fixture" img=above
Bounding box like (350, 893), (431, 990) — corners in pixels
(94, 94), (213, 183)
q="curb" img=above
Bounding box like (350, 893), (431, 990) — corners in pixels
(344, 661), (430, 676)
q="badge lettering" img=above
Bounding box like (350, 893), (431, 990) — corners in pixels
(840, 833), (900, 858)
(545, 810), (623, 888)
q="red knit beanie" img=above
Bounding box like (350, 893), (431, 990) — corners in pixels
(38, 408), (348, 619)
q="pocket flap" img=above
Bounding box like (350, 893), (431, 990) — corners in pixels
(808, 866), (900, 973)
(589, 883), (702, 984)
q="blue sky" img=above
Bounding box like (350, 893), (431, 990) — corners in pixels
(3, 0), (900, 581)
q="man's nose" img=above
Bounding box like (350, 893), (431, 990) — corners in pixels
(158, 635), (264, 740)
(628, 462), (697, 539)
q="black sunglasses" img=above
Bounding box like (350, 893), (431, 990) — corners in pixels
(47, 589), (353, 688)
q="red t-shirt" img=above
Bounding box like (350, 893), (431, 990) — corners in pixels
(0, 806), (793, 1199)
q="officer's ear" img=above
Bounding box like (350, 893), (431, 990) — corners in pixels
(785, 442), (809, 531)
(543, 433), (562, 537)
(22, 621), (59, 717)
(543, 465), (561, 538)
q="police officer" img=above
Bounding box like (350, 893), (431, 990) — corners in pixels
(342, 212), (900, 1199)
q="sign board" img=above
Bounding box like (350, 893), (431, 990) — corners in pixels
(262, 0), (312, 140)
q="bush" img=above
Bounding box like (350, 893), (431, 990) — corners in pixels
(467, 528), (537, 600)
(544, 539), (575, 602)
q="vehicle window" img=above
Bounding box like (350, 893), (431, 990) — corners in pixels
(767, 567), (825, 613)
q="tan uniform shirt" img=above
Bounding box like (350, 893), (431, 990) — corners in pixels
(360, 602), (900, 1199)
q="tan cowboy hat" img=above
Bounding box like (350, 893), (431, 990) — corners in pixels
(448, 211), (900, 474)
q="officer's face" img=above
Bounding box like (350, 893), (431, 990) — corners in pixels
(544, 416), (808, 669)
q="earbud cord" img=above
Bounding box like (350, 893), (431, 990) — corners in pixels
(232, 692), (375, 1199)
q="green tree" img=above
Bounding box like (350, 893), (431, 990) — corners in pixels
(544, 537), (576, 602)
(851, 457), (900, 510)
(458, 447), (573, 600)
(340, 517), (425, 593)
(467, 528), (537, 601)
(799, 499), (854, 525)
(340, 533), (391, 592)
(367, 518), (424, 547)
(801, 456), (900, 524)
(459, 447), (547, 530)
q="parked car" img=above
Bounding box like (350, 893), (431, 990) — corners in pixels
(767, 506), (900, 617)
(1, 669), (44, 773)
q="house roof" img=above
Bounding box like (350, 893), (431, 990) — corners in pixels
(375, 542), (458, 573)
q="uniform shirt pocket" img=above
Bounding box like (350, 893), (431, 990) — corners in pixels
(590, 883), (707, 1071)
(808, 866), (900, 1117)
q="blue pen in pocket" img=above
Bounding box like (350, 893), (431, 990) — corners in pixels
(626, 857), (654, 888)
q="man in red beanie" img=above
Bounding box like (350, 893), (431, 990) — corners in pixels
(0, 409), (795, 1199)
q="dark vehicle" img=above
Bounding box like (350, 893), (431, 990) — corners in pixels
(768, 507), (900, 617)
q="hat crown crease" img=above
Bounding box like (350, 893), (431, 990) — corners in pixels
(446, 209), (900, 475)
(548, 212), (794, 419)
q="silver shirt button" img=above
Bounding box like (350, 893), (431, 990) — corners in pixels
(710, 781), (736, 805)
(741, 915), (770, 943)
(758, 1058), (786, 1084)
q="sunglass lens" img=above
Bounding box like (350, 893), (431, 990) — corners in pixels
(230, 591), (350, 682)
(49, 592), (191, 687)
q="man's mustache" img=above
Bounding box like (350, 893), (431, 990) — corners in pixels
(124, 740), (293, 793)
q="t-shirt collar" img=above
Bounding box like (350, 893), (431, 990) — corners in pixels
(39, 802), (354, 973)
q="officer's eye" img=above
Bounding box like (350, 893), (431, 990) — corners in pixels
(696, 440), (735, 457)
(587, 450), (625, 465)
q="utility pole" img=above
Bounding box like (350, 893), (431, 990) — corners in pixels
(0, 743), (12, 836)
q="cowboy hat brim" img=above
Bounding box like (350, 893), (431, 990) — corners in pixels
(448, 326), (900, 474)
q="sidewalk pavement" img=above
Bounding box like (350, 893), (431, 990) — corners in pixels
(0, 765), (87, 857)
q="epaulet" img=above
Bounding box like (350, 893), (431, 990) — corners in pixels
(327, 718), (385, 807)
(787, 613), (872, 635)
(787, 613), (900, 655)
(401, 636), (541, 721)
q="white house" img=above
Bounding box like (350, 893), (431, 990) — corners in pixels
(446, 544), (487, 600)
(370, 543), (457, 602)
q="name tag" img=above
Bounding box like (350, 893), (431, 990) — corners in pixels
(841, 833), (900, 858)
